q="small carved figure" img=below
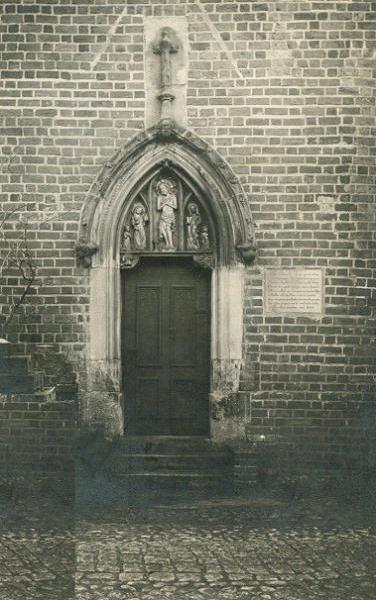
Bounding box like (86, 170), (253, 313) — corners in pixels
(131, 202), (148, 250)
(186, 202), (202, 250)
(121, 225), (132, 252)
(75, 238), (98, 268)
(200, 225), (210, 250)
(120, 253), (140, 270)
(153, 28), (178, 90)
(193, 254), (214, 270)
(156, 177), (177, 250)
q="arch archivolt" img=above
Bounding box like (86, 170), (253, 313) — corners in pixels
(79, 121), (256, 440)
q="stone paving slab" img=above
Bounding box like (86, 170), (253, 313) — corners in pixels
(0, 495), (375, 599)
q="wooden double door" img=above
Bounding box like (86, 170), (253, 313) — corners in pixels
(122, 258), (210, 435)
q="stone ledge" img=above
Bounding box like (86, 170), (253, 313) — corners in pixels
(0, 387), (57, 403)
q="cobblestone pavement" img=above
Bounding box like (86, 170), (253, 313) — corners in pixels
(0, 493), (375, 599)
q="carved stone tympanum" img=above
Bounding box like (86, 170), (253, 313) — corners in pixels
(118, 170), (214, 268)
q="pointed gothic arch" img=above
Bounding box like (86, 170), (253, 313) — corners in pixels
(78, 121), (256, 439)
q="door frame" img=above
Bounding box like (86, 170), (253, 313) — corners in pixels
(88, 255), (245, 441)
(79, 122), (254, 442)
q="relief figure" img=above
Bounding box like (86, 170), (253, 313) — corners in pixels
(131, 202), (148, 250)
(156, 178), (177, 250)
(121, 225), (132, 252)
(186, 202), (202, 250)
(153, 28), (178, 90)
(200, 225), (210, 250)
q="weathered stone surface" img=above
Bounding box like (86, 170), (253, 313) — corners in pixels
(264, 268), (324, 316)
(144, 17), (188, 128)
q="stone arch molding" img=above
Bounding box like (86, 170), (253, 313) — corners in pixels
(79, 120), (256, 440)
(79, 120), (255, 266)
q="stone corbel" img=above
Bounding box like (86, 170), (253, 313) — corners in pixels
(237, 242), (257, 265)
(155, 117), (178, 140)
(120, 253), (140, 270)
(75, 238), (99, 268)
(193, 254), (214, 270)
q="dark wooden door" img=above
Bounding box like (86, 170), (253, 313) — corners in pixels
(122, 258), (210, 435)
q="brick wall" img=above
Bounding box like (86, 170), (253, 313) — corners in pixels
(1, 1), (375, 467)
(0, 389), (75, 487)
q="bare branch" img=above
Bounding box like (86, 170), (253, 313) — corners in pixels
(0, 204), (25, 231)
(1, 217), (36, 333)
(1, 201), (69, 334)
(3, 276), (35, 331)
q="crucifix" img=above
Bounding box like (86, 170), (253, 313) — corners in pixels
(153, 28), (178, 120)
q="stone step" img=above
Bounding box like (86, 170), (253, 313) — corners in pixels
(119, 435), (218, 454)
(0, 374), (35, 393)
(78, 436), (235, 497)
(109, 453), (233, 474)
(0, 349), (36, 394)
(102, 436), (235, 495)
(0, 340), (10, 359)
(115, 471), (234, 494)
(33, 370), (48, 390)
(0, 355), (29, 375)
(0, 352), (53, 394)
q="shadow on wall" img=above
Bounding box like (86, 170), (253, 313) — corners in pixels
(241, 410), (376, 503)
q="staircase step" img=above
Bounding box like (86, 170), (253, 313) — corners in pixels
(118, 456), (233, 469)
(0, 356), (29, 375)
(0, 351), (34, 394)
(116, 472), (234, 493)
(77, 436), (235, 496)
(98, 436), (235, 495)
(110, 464), (233, 476)
(0, 374), (35, 393)
(33, 371), (47, 390)
(120, 436), (221, 453)
(109, 455), (232, 474)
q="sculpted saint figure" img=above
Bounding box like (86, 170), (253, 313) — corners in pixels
(156, 178), (177, 249)
(153, 29), (178, 90)
(121, 225), (132, 252)
(200, 225), (210, 250)
(186, 202), (202, 250)
(131, 202), (148, 250)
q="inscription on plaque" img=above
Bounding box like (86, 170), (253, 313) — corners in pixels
(265, 269), (323, 315)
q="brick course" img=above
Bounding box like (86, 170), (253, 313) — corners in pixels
(0, 0), (375, 473)
(0, 389), (76, 483)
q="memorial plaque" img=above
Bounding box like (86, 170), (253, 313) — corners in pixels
(264, 268), (323, 315)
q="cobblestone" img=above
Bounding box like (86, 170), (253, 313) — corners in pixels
(0, 495), (375, 599)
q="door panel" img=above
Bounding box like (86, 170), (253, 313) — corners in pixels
(136, 378), (159, 419)
(122, 258), (210, 435)
(136, 286), (162, 366)
(170, 286), (196, 366)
